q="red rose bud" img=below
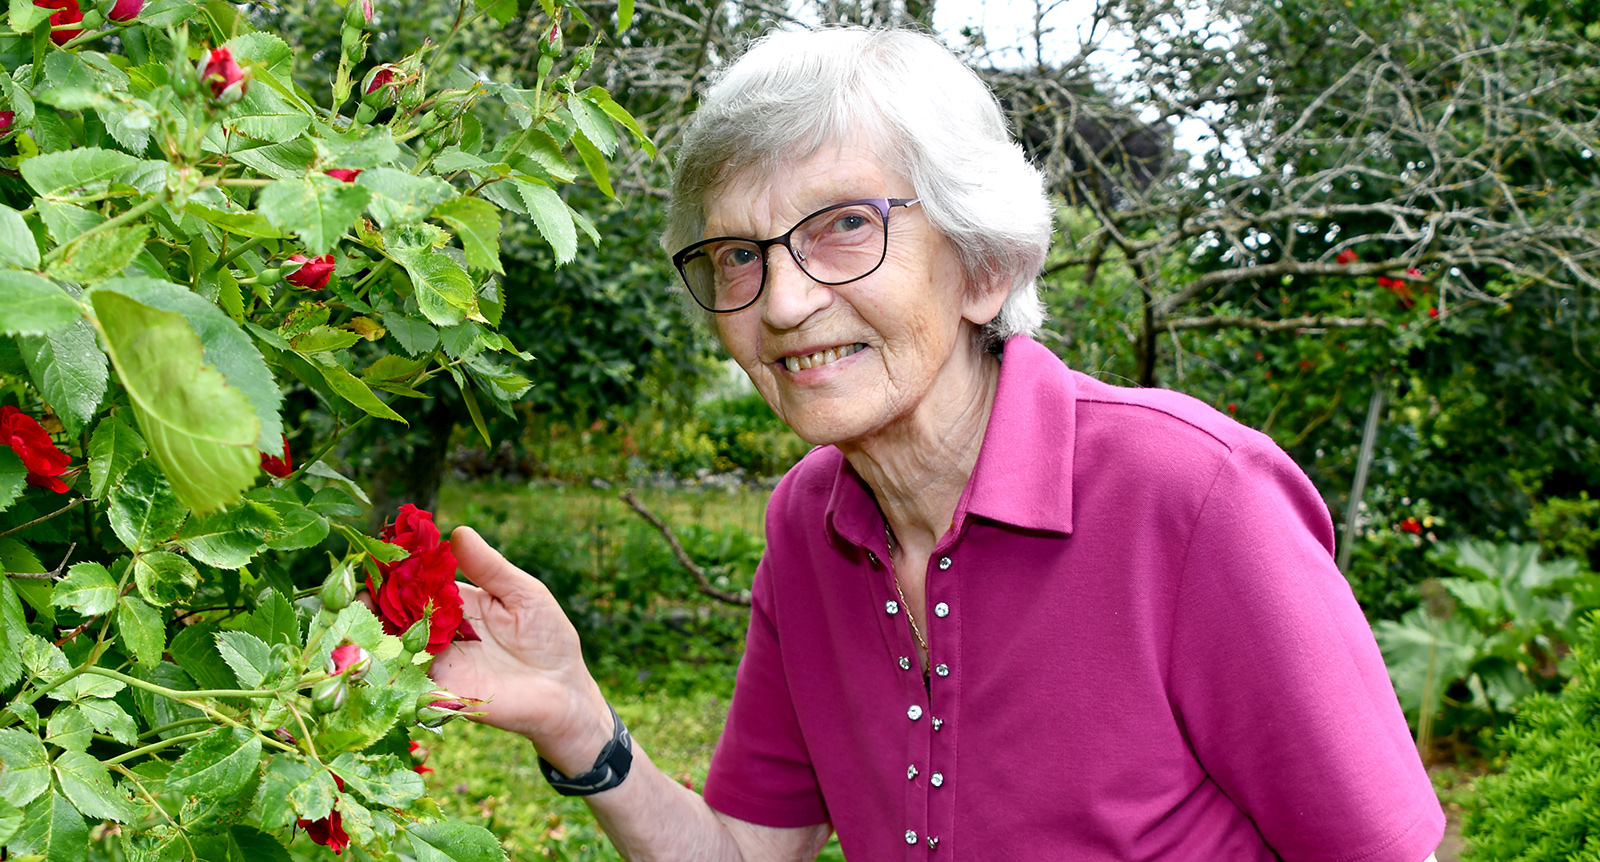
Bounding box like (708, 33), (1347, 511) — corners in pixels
(297, 797), (350, 856)
(360, 66), (399, 107)
(311, 675), (349, 714)
(108, 0), (142, 21)
(321, 562), (357, 612)
(260, 435), (293, 478)
(540, 22), (563, 57)
(1399, 517), (1423, 535)
(1428, 306), (1439, 319)
(367, 505), (480, 654)
(326, 643), (372, 682)
(199, 47), (248, 104)
(35, 0), (83, 45)
(409, 741), (434, 775)
(284, 253), (335, 290)
(0, 111), (14, 135)
(415, 690), (482, 728)
(344, 0), (375, 29)
(1, 406), (71, 494)
(1335, 248), (1358, 265)
(324, 168), (362, 183)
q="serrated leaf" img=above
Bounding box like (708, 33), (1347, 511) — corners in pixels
(394, 250), (476, 327)
(514, 179), (577, 265)
(107, 460), (187, 553)
(571, 130), (614, 199)
(0, 449), (25, 514)
(224, 113), (310, 143)
(20, 317), (107, 437)
(12, 791), (87, 862)
(116, 595), (164, 668)
(0, 203), (40, 268)
(167, 623), (234, 690)
(433, 197), (504, 274)
(324, 126), (399, 170)
(304, 461), (370, 505)
(102, 100), (154, 153)
(133, 551), (199, 607)
(582, 86), (656, 157)
(0, 270), (81, 336)
(239, 588), (299, 647)
(176, 502), (275, 569)
(20, 148), (140, 199)
(471, 0), (517, 24)
(331, 753), (426, 809)
(357, 168), (456, 229)
(309, 355), (406, 423)
(261, 505), (329, 550)
(0, 798), (22, 845)
(47, 223), (150, 284)
(252, 755), (313, 829)
(50, 562), (117, 617)
(409, 822), (507, 862)
(381, 312), (439, 356)
(184, 203), (287, 239)
(88, 413), (147, 499)
(214, 630), (272, 687)
(8, 0), (50, 31)
(165, 727), (262, 801)
(257, 175), (371, 256)
(0, 728), (51, 806)
(289, 767), (338, 821)
(229, 138), (318, 179)
(47, 674), (123, 703)
(54, 750), (136, 823)
(46, 706), (93, 751)
(568, 97), (617, 157)
(289, 325), (362, 353)
(73, 698), (137, 745)
(0, 581), (28, 689)
(91, 290), (259, 514)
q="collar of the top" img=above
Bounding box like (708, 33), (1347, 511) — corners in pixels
(823, 334), (1077, 551)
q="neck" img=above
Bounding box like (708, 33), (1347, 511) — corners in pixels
(840, 347), (1000, 560)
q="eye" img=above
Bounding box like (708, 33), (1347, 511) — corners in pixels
(831, 213), (869, 232)
(719, 246), (761, 269)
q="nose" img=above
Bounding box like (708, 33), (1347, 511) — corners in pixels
(760, 242), (831, 329)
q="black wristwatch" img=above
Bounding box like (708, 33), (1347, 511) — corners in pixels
(538, 703), (634, 797)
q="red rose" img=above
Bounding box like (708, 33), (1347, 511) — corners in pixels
(409, 740), (434, 775)
(34, 0), (82, 44)
(1, 406), (71, 493)
(326, 643), (372, 682)
(260, 435), (293, 477)
(324, 168), (362, 183)
(1299, 359), (1313, 371)
(284, 254), (335, 290)
(200, 47), (248, 104)
(364, 68), (394, 96)
(1428, 306), (1439, 319)
(1336, 249), (1358, 265)
(0, 111), (14, 135)
(1399, 517), (1423, 535)
(1226, 402), (1237, 413)
(365, 505), (479, 654)
(297, 776), (349, 855)
(108, 0), (142, 21)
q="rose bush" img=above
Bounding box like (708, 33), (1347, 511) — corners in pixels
(0, 0), (652, 859)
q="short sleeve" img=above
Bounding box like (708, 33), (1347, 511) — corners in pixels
(1168, 439), (1443, 862)
(701, 555), (831, 828)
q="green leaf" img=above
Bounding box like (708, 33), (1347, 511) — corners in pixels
(20, 148), (140, 199)
(47, 674), (123, 703)
(177, 502), (276, 569)
(229, 138), (318, 179)
(289, 767), (339, 821)
(168, 623), (235, 691)
(331, 753), (427, 809)
(409, 822), (507, 862)
(8, 0), (50, 32)
(0, 728), (52, 806)
(184, 203), (288, 239)
(568, 98), (617, 157)
(165, 727), (262, 801)
(617, 0), (633, 30)
(470, 0), (517, 23)
(515, 179), (578, 265)
(20, 317), (108, 437)
(261, 504), (329, 551)
(115, 595), (164, 668)
(571, 130), (615, 199)
(231, 825), (292, 862)
(133, 551), (199, 607)
(100, 277), (284, 453)
(0, 449), (25, 514)
(518, 130), (581, 182)
(238, 588), (299, 648)
(257, 175), (371, 256)
(324, 126), (399, 169)
(12, 790), (87, 862)
(73, 698), (137, 745)
(357, 168), (456, 229)
(0, 270), (81, 336)
(0, 798), (22, 846)
(582, 87), (656, 157)
(304, 461), (370, 505)
(381, 312), (439, 356)
(47, 224), (150, 284)
(107, 460), (188, 553)
(214, 630), (272, 687)
(54, 750), (135, 823)
(289, 325), (362, 354)
(336, 523), (408, 564)
(302, 355), (403, 423)
(46, 705), (93, 751)
(433, 197), (504, 274)
(224, 113), (310, 143)
(252, 755), (313, 829)
(90, 290), (259, 514)
(88, 413), (147, 499)
(50, 562), (117, 617)
(398, 250), (478, 327)
(0, 203), (40, 268)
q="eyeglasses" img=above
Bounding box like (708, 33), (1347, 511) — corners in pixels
(672, 197), (921, 313)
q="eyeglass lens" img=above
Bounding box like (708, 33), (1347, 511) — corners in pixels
(678, 201), (891, 312)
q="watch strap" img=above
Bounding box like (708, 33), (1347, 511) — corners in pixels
(538, 703), (633, 797)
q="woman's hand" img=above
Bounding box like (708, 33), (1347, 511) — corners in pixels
(428, 526), (614, 773)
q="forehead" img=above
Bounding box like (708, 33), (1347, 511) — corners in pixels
(701, 142), (905, 238)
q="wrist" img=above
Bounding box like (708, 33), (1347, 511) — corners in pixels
(539, 701), (633, 797)
(528, 680), (614, 776)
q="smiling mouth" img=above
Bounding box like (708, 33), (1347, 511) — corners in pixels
(783, 343), (866, 373)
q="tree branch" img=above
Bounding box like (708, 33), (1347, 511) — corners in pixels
(619, 490), (751, 607)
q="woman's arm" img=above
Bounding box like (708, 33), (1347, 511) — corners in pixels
(429, 528), (830, 862)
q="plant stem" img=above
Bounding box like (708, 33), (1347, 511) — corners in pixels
(105, 729), (213, 765)
(85, 666), (281, 700)
(282, 413), (371, 486)
(216, 237), (265, 271)
(40, 194), (167, 267)
(349, 258), (394, 295)
(140, 716), (214, 739)
(0, 497), (87, 540)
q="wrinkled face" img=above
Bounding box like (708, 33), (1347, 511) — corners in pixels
(705, 142), (1005, 448)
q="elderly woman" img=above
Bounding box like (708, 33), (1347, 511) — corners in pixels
(432, 27), (1444, 861)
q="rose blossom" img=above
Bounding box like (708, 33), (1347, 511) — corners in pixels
(1, 406), (71, 493)
(200, 47), (248, 104)
(34, 0), (83, 45)
(409, 740), (434, 775)
(324, 168), (362, 183)
(0, 112), (14, 135)
(284, 254), (335, 290)
(108, 0), (142, 22)
(366, 505), (478, 654)
(325, 643), (372, 682)
(297, 776), (350, 854)
(260, 435), (292, 477)
(1335, 248), (1358, 265)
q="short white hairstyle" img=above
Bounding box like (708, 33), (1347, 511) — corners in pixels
(663, 26), (1054, 348)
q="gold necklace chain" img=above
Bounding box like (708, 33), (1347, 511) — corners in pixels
(884, 521), (930, 662)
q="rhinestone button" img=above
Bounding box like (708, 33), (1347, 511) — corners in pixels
(934, 602), (950, 618)
(932, 717), (944, 731)
(908, 705), (923, 720)
(905, 830), (917, 845)
(930, 772), (944, 787)
(935, 663), (949, 677)
(928, 836), (940, 849)
(899, 656), (912, 671)
(886, 600), (900, 615)
(938, 556), (952, 570)
(907, 765), (918, 780)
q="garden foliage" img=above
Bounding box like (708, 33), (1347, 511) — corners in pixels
(0, 0), (649, 858)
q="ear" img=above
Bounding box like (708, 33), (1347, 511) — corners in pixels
(961, 271), (1011, 328)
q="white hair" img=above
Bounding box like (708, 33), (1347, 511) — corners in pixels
(663, 26), (1054, 347)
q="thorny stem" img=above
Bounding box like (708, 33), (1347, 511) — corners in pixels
(40, 194), (167, 266)
(86, 666), (283, 700)
(281, 413), (372, 486)
(0, 497), (88, 540)
(104, 730), (213, 765)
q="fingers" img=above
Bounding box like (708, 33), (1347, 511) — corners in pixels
(451, 525), (541, 605)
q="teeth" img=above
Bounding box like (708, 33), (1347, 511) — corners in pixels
(784, 343), (862, 373)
